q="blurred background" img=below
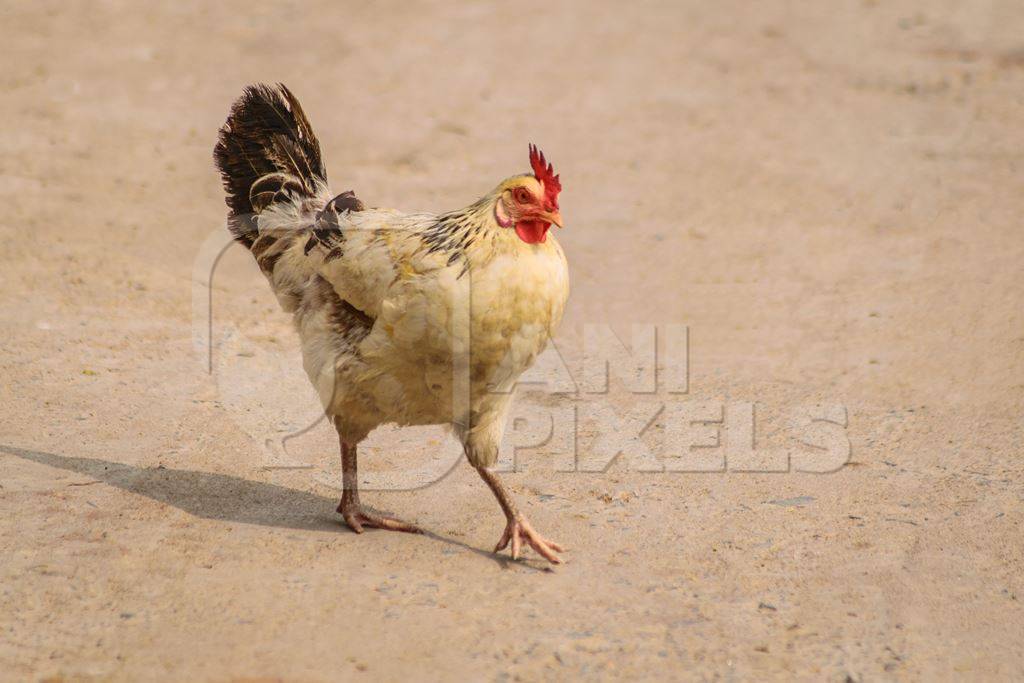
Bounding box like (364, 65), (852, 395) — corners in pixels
(1, 1), (1022, 680)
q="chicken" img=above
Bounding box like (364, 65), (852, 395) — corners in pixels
(213, 84), (569, 564)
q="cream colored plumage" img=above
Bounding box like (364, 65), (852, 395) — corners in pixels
(276, 183), (568, 462)
(214, 83), (569, 563)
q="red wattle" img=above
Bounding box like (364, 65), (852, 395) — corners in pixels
(514, 220), (550, 244)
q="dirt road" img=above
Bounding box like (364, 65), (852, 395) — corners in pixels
(1, 1), (1022, 680)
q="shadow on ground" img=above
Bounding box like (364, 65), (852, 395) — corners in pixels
(0, 444), (532, 569)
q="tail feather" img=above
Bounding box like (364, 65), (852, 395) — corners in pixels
(213, 83), (328, 247)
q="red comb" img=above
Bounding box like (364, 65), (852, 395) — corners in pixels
(529, 144), (561, 209)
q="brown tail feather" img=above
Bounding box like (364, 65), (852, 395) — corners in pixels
(213, 83), (327, 247)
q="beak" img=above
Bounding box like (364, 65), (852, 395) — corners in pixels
(544, 210), (564, 228)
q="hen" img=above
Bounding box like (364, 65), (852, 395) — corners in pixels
(213, 84), (569, 564)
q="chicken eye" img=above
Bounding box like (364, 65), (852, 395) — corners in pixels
(514, 188), (532, 204)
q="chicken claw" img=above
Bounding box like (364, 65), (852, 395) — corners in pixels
(338, 501), (422, 535)
(335, 440), (421, 534)
(494, 516), (565, 564)
(476, 466), (565, 565)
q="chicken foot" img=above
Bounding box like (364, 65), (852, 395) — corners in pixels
(476, 466), (565, 564)
(336, 439), (422, 534)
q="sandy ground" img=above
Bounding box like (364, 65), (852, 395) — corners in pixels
(2, 1), (1023, 680)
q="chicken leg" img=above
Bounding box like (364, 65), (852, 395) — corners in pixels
(476, 466), (565, 564)
(336, 438), (421, 534)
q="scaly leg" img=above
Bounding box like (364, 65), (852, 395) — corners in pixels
(476, 466), (564, 564)
(336, 438), (421, 534)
